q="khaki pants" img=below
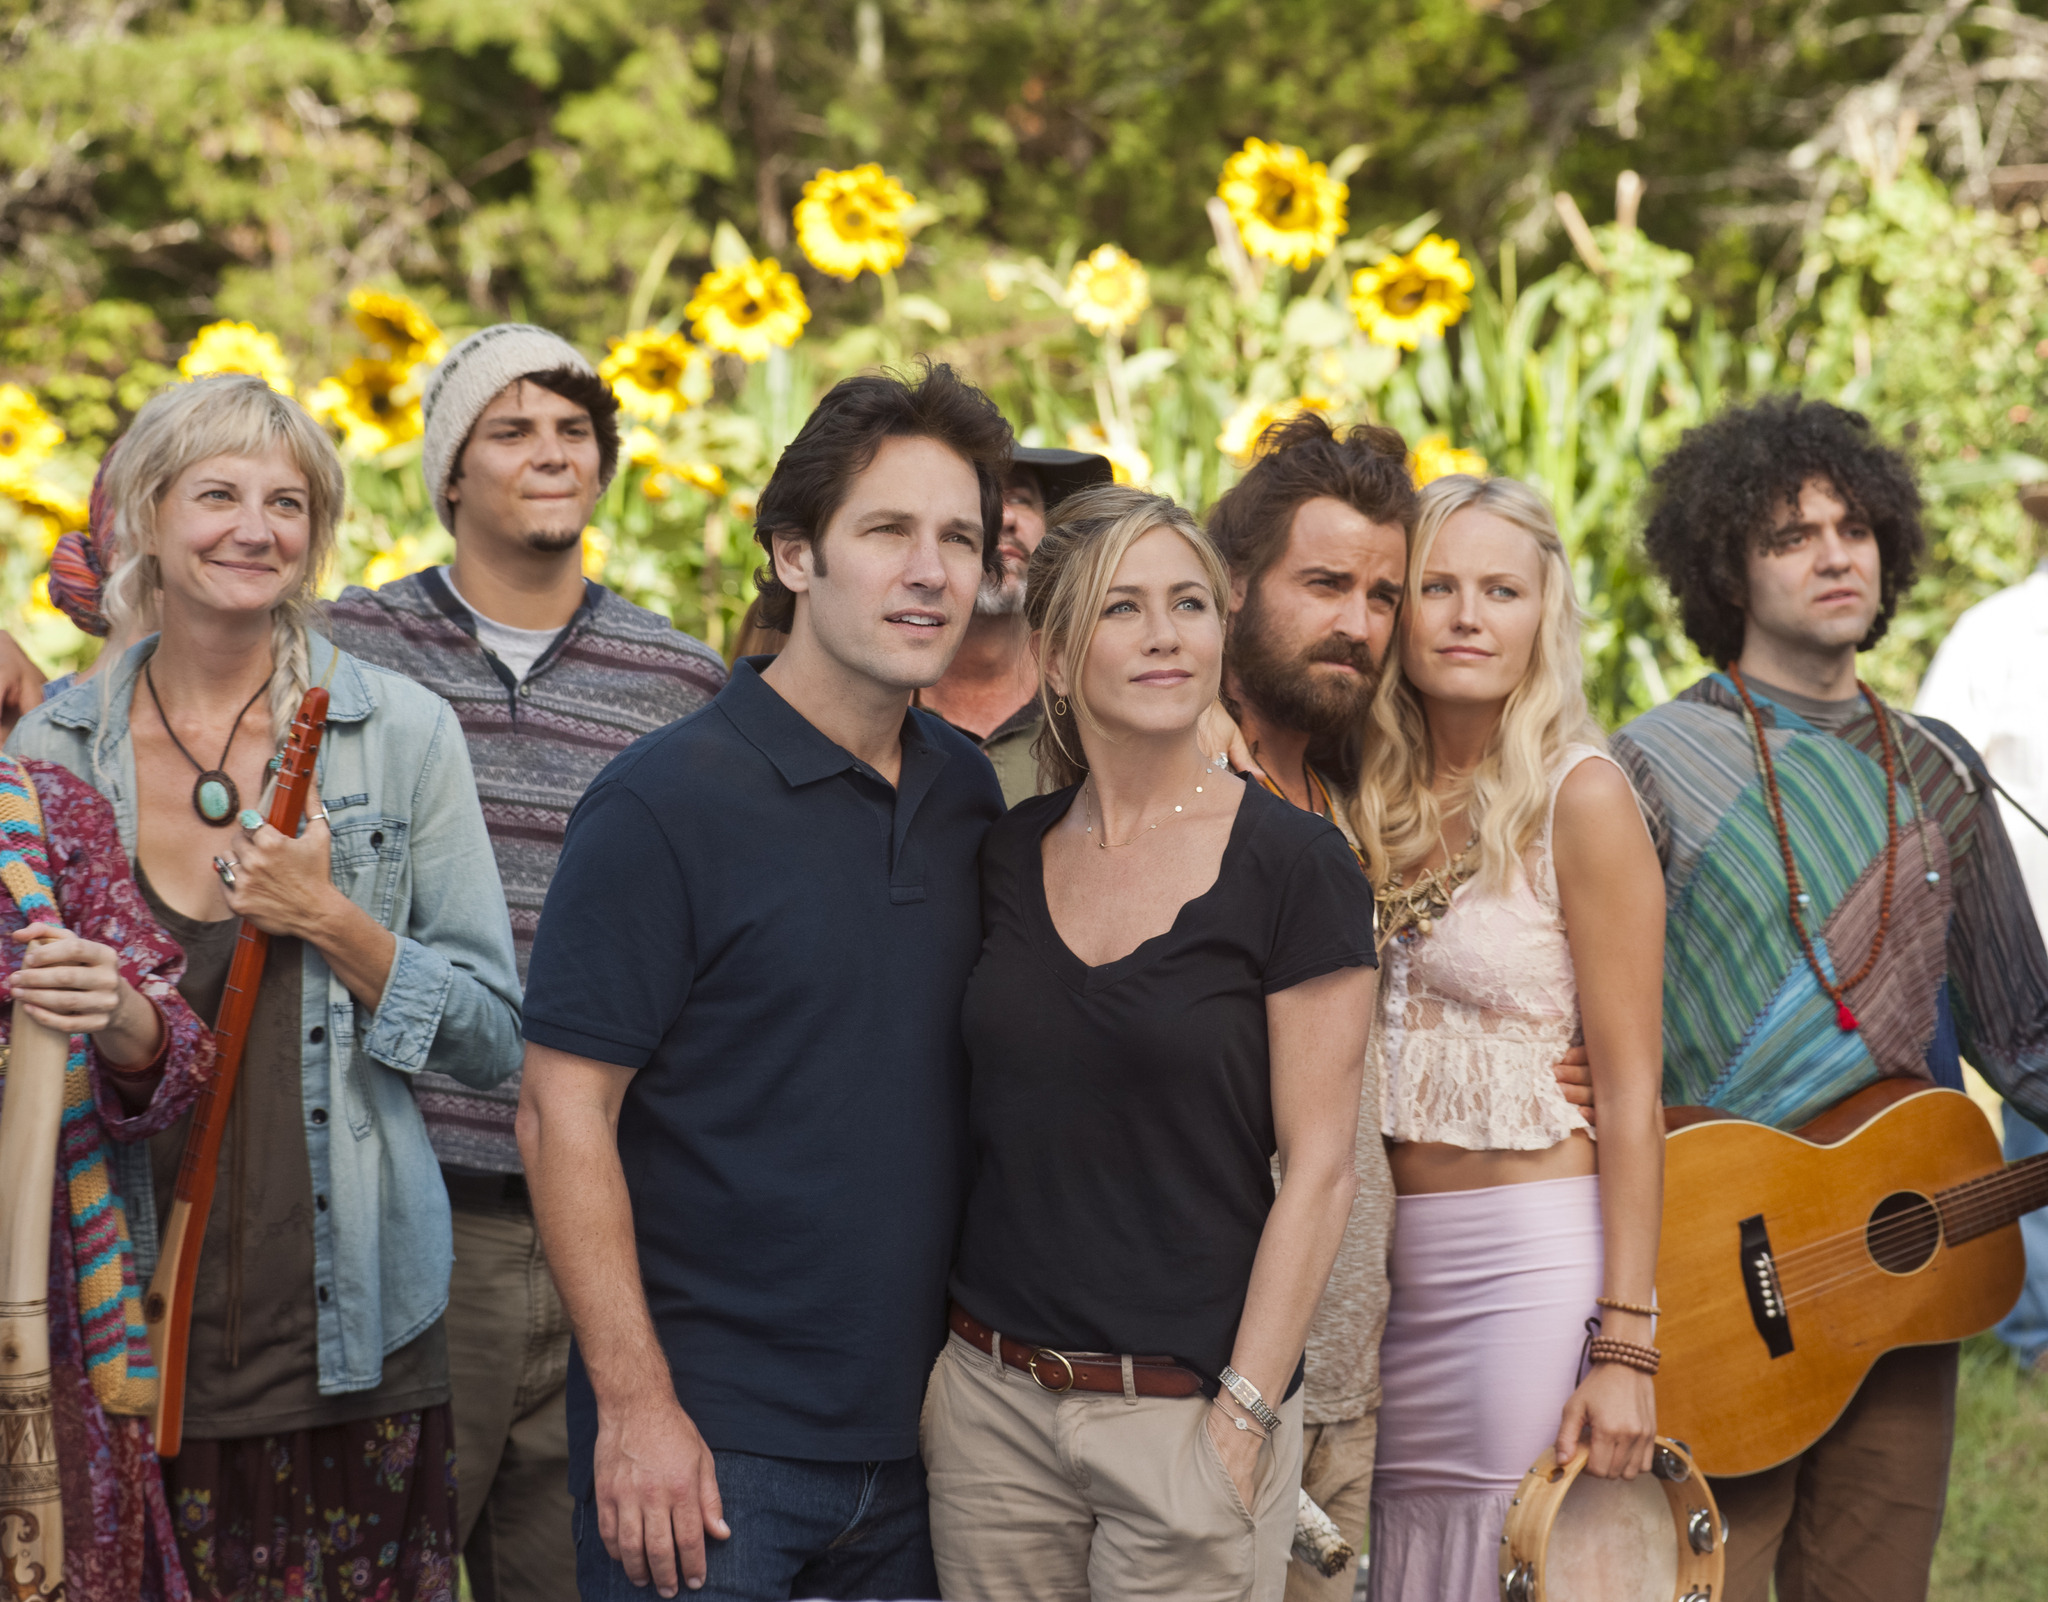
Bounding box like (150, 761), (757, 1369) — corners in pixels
(1284, 1413), (1376, 1602)
(1710, 1343), (1957, 1602)
(924, 1331), (1303, 1602)
(447, 1200), (576, 1602)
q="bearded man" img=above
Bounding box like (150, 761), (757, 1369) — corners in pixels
(1205, 413), (1415, 1602)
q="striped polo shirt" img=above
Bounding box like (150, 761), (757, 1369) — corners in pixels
(323, 569), (728, 1172)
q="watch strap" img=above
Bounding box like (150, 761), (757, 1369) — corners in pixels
(1217, 1365), (1282, 1433)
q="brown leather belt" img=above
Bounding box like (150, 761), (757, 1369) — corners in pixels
(948, 1302), (1206, 1398)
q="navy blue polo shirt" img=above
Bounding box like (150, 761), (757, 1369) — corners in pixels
(523, 658), (1005, 1476)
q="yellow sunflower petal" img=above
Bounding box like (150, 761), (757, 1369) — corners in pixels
(1216, 395), (1333, 466)
(1409, 434), (1488, 487)
(348, 289), (447, 368)
(307, 358), (422, 455)
(1067, 245), (1151, 336)
(0, 385), (66, 475)
(177, 321), (296, 397)
(601, 330), (708, 424)
(794, 164), (916, 281)
(1066, 424), (1151, 487)
(1217, 138), (1349, 271)
(1349, 235), (1474, 350)
(685, 258), (812, 362)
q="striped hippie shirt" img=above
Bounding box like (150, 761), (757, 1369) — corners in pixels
(1611, 672), (2048, 1133)
(323, 569), (728, 1171)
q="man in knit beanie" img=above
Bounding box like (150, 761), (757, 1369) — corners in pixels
(324, 323), (728, 1602)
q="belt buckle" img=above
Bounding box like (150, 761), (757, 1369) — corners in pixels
(1027, 1348), (1076, 1393)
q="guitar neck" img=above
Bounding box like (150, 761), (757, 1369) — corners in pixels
(1937, 1148), (2048, 1246)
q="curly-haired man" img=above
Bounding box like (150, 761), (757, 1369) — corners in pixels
(1611, 395), (2048, 1602)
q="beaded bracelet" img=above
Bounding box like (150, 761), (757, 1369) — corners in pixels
(1595, 1296), (1660, 1319)
(1587, 1337), (1661, 1376)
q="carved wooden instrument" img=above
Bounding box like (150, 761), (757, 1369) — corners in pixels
(0, 977), (71, 1600)
(146, 686), (329, 1458)
(1499, 1438), (1724, 1602)
(1655, 1079), (2037, 1478)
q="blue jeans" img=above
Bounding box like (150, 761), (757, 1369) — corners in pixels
(1997, 1106), (2048, 1367)
(573, 1450), (939, 1601)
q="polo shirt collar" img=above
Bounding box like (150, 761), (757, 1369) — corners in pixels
(723, 657), (946, 797)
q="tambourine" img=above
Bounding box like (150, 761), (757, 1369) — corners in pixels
(1499, 1436), (1725, 1602)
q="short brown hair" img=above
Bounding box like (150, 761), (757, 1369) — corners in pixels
(1205, 413), (1417, 586)
(752, 362), (1013, 631)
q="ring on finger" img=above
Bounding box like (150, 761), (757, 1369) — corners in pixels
(212, 855), (238, 889)
(307, 807), (331, 825)
(238, 808), (264, 834)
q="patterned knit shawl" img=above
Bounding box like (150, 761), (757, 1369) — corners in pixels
(0, 754), (157, 1413)
(1611, 675), (1953, 1131)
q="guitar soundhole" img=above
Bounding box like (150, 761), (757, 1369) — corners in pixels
(1866, 1190), (1942, 1274)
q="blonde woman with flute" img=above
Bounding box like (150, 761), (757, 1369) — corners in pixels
(10, 374), (521, 1601)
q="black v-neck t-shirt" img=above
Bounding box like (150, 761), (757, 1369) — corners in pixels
(950, 779), (1376, 1383)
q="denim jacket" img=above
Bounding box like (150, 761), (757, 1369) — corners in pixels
(8, 633), (524, 1394)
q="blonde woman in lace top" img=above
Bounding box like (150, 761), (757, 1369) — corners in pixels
(1349, 475), (1666, 1602)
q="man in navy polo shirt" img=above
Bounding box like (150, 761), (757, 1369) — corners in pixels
(517, 363), (1012, 1601)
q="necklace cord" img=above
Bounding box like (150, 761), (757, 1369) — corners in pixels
(1728, 664), (1901, 1027)
(145, 663), (270, 778)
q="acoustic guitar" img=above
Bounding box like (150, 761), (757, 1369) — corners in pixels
(1655, 1078), (2045, 1479)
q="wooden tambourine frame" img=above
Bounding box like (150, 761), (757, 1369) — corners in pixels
(1499, 1436), (1725, 1602)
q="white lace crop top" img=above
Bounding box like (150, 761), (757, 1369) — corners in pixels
(1378, 744), (1619, 1151)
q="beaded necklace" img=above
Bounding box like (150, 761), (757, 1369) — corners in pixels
(1252, 765), (1369, 870)
(1728, 663), (1900, 1033)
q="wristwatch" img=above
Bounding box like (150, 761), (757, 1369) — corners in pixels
(1217, 1365), (1282, 1434)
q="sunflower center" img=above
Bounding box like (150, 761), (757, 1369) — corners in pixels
(0, 429), (17, 452)
(739, 299), (761, 321)
(1386, 273), (1432, 315)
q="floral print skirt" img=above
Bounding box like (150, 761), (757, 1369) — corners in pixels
(162, 1407), (458, 1602)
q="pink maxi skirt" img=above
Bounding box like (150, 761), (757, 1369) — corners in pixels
(1366, 1173), (1603, 1602)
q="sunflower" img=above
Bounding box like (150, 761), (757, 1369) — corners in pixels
(795, 165), (916, 281)
(3, 477), (89, 551)
(1216, 394), (1334, 466)
(686, 258), (811, 362)
(349, 289), (447, 369)
(1349, 236), (1474, 350)
(1068, 245), (1150, 336)
(1217, 139), (1349, 271)
(601, 330), (708, 424)
(581, 526), (611, 581)
(641, 460), (729, 501)
(177, 321), (296, 395)
(1409, 434), (1489, 487)
(361, 533), (437, 590)
(1067, 423), (1151, 487)
(623, 427), (666, 469)
(0, 385), (64, 482)
(306, 359), (424, 455)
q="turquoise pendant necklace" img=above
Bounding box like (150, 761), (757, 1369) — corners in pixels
(144, 663), (271, 827)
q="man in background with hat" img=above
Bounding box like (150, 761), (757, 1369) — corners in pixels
(917, 445), (1111, 803)
(1915, 477), (2048, 1374)
(324, 323), (728, 1601)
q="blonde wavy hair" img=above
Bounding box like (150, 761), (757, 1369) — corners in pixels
(100, 374), (344, 752)
(1024, 483), (1230, 793)
(1349, 474), (1604, 891)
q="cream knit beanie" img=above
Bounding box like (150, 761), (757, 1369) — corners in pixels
(421, 324), (611, 531)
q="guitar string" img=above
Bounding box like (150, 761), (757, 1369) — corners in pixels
(1734, 1176), (2047, 1309)
(1759, 1162), (2048, 1276)
(1778, 1185), (2045, 1308)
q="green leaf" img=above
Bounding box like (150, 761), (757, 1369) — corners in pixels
(711, 221), (753, 270)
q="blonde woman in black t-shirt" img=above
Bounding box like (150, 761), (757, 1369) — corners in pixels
(926, 485), (1378, 1602)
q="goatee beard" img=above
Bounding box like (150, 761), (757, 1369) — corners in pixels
(1228, 589), (1379, 739)
(526, 527), (584, 554)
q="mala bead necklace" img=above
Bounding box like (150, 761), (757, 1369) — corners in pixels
(145, 664), (272, 827)
(1729, 663), (1900, 1032)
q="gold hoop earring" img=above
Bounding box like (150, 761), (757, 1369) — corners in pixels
(1054, 696), (1068, 717)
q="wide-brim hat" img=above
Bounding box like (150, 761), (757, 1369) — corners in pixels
(1012, 446), (1114, 512)
(2021, 478), (2048, 524)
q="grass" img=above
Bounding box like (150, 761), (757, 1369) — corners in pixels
(1930, 1334), (2048, 1600)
